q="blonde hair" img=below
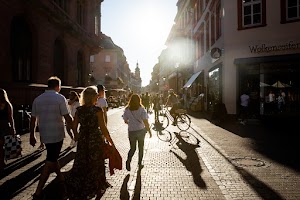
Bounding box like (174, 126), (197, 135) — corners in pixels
(80, 86), (98, 106)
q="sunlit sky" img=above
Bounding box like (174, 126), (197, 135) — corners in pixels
(101, 0), (177, 86)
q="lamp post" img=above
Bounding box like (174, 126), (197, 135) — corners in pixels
(162, 77), (166, 96)
(175, 63), (179, 94)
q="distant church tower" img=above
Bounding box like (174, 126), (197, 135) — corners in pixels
(135, 62), (141, 80)
(131, 61), (142, 93)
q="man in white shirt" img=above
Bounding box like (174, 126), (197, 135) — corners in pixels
(96, 84), (108, 124)
(29, 76), (75, 199)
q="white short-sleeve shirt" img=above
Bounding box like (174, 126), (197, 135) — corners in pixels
(68, 100), (80, 117)
(123, 107), (148, 132)
(96, 98), (108, 109)
(31, 90), (69, 144)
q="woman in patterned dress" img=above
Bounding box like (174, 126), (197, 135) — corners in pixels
(66, 86), (116, 200)
(0, 88), (16, 170)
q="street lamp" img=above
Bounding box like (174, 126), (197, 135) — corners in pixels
(162, 77), (166, 96)
(175, 63), (179, 94)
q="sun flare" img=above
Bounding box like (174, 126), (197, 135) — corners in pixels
(135, 9), (174, 47)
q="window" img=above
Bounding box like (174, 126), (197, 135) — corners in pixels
(196, 24), (205, 59)
(77, 0), (85, 26)
(196, 0), (203, 21)
(105, 55), (111, 62)
(205, 14), (210, 52)
(281, 0), (300, 23)
(216, 1), (221, 39)
(54, 39), (65, 84)
(11, 17), (32, 82)
(238, 0), (266, 30)
(208, 65), (222, 111)
(211, 10), (216, 46)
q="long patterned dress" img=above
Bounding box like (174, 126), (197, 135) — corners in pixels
(66, 106), (108, 200)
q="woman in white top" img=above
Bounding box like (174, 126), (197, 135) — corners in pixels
(96, 85), (108, 124)
(122, 94), (152, 171)
(67, 91), (80, 147)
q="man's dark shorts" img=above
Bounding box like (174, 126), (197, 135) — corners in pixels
(45, 140), (63, 162)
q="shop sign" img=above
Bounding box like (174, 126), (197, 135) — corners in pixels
(249, 41), (300, 54)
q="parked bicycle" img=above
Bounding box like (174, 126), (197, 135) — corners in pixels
(155, 105), (191, 131)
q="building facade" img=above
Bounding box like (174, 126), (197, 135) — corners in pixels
(0, 0), (104, 106)
(161, 0), (300, 117)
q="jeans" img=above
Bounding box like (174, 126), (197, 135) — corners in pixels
(127, 130), (146, 165)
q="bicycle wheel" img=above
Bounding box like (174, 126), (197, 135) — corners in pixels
(157, 111), (169, 130)
(176, 114), (191, 131)
(157, 130), (172, 142)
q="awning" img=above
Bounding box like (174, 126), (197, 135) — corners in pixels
(183, 71), (201, 88)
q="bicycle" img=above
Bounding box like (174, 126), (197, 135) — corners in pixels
(155, 105), (191, 131)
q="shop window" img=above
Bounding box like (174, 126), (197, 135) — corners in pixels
(281, 0), (300, 23)
(237, 0), (266, 30)
(11, 17), (32, 82)
(208, 66), (222, 111)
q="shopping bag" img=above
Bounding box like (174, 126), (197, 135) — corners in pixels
(4, 135), (22, 160)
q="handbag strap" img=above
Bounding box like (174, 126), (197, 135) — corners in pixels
(130, 110), (143, 125)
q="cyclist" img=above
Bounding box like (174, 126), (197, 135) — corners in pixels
(165, 91), (181, 125)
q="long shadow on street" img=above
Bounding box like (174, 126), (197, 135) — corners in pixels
(170, 132), (206, 188)
(0, 148), (75, 200)
(188, 111), (291, 199)
(189, 111), (300, 172)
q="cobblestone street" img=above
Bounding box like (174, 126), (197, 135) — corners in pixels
(1, 108), (300, 200)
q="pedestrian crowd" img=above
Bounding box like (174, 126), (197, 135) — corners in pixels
(1, 76), (189, 200)
(0, 76), (157, 200)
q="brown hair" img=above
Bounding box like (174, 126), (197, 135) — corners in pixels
(69, 91), (79, 101)
(126, 94), (144, 111)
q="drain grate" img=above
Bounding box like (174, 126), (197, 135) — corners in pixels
(231, 157), (266, 167)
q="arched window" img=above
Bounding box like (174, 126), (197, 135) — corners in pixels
(53, 39), (65, 84)
(11, 16), (32, 82)
(77, 51), (84, 86)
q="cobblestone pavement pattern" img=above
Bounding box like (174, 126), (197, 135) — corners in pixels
(1, 107), (300, 200)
